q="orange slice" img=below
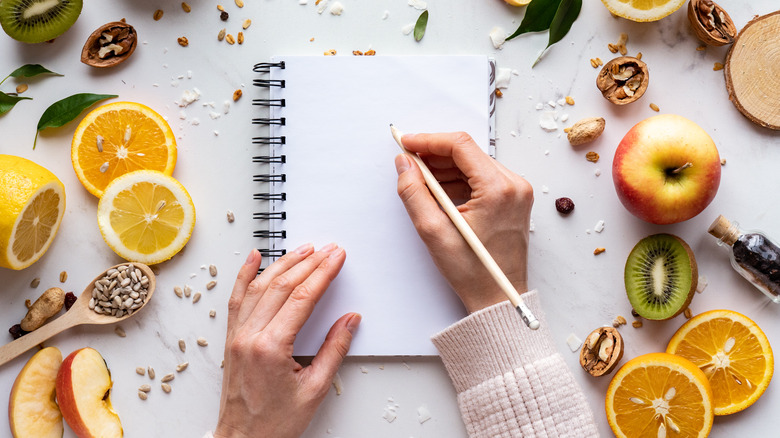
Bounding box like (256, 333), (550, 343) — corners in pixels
(600, 0), (686, 22)
(97, 170), (195, 264)
(667, 309), (774, 415)
(71, 102), (176, 198)
(606, 352), (713, 438)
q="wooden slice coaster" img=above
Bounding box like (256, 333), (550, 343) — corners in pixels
(725, 11), (780, 130)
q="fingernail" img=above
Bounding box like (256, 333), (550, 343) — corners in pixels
(395, 154), (410, 175)
(244, 249), (258, 265)
(329, 247), (345, 259)
(319, 242), (338, 253)
(346, 313), (362, 334)
(294, 243), (313, 255)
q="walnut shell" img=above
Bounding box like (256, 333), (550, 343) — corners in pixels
(81, 20), (138, 68)
(579, 326), (624, 377)
(688, 0), (736, 46)
(596, 57), (649, 105)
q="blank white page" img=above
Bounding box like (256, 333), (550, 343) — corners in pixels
(265, 55), (492, 355)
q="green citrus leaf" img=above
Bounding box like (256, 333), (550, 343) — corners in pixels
(34, 93), (117, 149)
(414, 10), (428, 42)
(10, 64), (62, 79)
(532, 0), (582, 67)
(0, 91), (32, 116)
(506, 0), (562, 41)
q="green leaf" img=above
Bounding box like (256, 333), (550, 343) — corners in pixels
(532, 0), (582, 67)
(0, 64), (61, 86)
(414, 10), (428, 42)
(34, 93), (117, 149)
(0, 91), (32, 116)
(506, 0), (563, 41)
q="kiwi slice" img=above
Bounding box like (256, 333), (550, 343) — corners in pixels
(0, 0), (83, 44)
(624, 233), (697, 320)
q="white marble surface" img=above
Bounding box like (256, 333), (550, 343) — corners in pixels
(0, 0), (779, 437)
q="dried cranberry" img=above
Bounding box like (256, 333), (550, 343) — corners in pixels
(220, 11), (229, 21)
(64, 292), (77, 311)
(555, 197), (575, 215)
(9, 324), (28, 340)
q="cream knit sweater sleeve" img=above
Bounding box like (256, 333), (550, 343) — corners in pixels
(432, 290), (599, 437)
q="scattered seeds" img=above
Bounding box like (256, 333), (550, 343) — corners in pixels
(209, 264), (218, 277)
(153, 9), (164, 21)
(684, 308), (693, 319)
(242, 19), (252, 29)
(696, 45), (706, 51)
(237, 32), (244, 44)
(221, 360), (224, 368)
(713, 62), (724, 71)
(148, 366), (156, 379)
(161, 373), (175, 383)
(494, 89), (503, 98)
(226, 210), (235, 223)
(594, 247), (606, 255)
(206, 281), (217, 290)
(161, 383), (172, 393)
(30, 278), (40, 288)
(179, 339), (186, 352)
(608, 43), (618, 53)
(197, 337), (208, 346)
(115, 326), (126, 337)
(138, 391), (148, 400)
(632, 320), (643, 328)
(565, 96), (575, 105)
(192, 292), (202, 303)
(178, 37), (189, 47)
(59, 271), (67, 283)
(649, 103), (660, 112)
(136, 367), (146, 376)
(174, 286), (184, 298)
(184, 285), (192, 298)
(217, 4), (225, 12)
(590, 58), (599, 68)
(365, 49), (376, 56)
(612, 315), (627, 327)
(226, 34), (235, 45)
(324, 49), (337, 56)
(720, 158), (727, 165)
(217, 28), (226, 41)
(233, 89), (242, 101)
(181, 2), (191, 12)
(586, 151), (600, 163)
(176, 362), (189, 372)
(636, 52), (642, 60)
(139, 384), (151, 392)
(24, 299), (31, 309)
(16, 84), (28, 94)
(235, 0), (244, 7)
(209, 309), (216, 318)
(90, 263), (150, 317)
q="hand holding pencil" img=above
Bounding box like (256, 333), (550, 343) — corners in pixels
(392, 128), (539, 329)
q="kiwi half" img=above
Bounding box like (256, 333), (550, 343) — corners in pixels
(0, 0), (83, 44)
(624, 233), (697, 320)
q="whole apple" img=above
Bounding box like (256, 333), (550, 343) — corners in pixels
(612, 114), (721, 225)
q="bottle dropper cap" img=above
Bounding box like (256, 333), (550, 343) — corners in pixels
(708, 215), (740, 245)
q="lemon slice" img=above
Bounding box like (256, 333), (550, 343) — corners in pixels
(0, 155), (66, 270)
(97, 170), (195, 264)
(601, 0), (686, 22)
(72, 101), (177, 198)
(504, 0), (531, 6)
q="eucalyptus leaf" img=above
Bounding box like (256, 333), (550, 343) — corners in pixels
(0, 91), (32, 116)
(532, 0), (582, 67)
(0, 64), (61, 86)
(414, 10), (428, 42)
(34, 93), (117, 149)
(506, 0), (562, 41)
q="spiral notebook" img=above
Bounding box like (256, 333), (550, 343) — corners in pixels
(253, 55), (496, 355)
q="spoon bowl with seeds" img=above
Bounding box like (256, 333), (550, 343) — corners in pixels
(0, 262), (156, 368)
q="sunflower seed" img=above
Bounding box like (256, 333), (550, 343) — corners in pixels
(115, 326), (126, 337)
(148, 367), (156, 379)
(181, 2), (191, 12)
(206, 281), (217, 290)
(179, 339), (186, 352)
(235, 0), (244, 7)
(138, 391), (148, 400)
(209, 265), (218, 277)
(184, 285), (192, 297)
(153, 9), (164, 21)
(226, 34), (235, 45)
(161, 373), (175, 383)
(218, 28), (226, 41)
(197, 337), (208, 347)
(176, 362), (189, 372)
(139, 384), (152, 392)
(226, 210), (235, 222)
(161, 383), (172, 393)
(237, 32), (244, 44)
(15, 83), (28, 94)
(59, 271), (68, 282)
(242, 19), (252, 29)
(30, 278), (40, 288)
(209, 309), (216, 318)
(136, 367), (146, 376)
(192, 292), (201, 303)
(174, 286), (184, 298)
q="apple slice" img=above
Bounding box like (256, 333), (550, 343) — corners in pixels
(56, 348), (122, 438)
(8, 347), (63, 438)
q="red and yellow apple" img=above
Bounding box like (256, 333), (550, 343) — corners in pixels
(612, 114), (721, 225)
(55, 348), (122, 438)
(8, 347), (63, 438)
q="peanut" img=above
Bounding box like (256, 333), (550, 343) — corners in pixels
(567, 117), (606, 146)
(21, 287), (65, 331)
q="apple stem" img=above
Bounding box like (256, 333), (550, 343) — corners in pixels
(670, 162), (693, 174)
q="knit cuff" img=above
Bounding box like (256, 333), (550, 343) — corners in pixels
(431, 291), (557, 393)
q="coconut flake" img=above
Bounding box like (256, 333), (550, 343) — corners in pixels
(408, 0), (427, 10)
(495, 67), (512, 89)
(489, 27), (507, 49)
(317, 0), (328, 14)
(566, 333), (582, 352)
(417, 405), (432, 423)
(179, 88), (201, 107)
(541, 185), (549, 194)
(329, 2), (344, 15)
(401, 22), (415, 35)
(696, 275), (708, 293)
(332, 373), (343, 395)
(382, 10), (390, 20)
(539, 111), (558, 131)
(594, 220), (605, 233)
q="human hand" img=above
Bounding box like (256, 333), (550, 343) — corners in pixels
(395, 132), (533, 313)
(214, 245), (361, 438)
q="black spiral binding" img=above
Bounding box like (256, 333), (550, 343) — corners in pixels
(253, 61), (288, 267)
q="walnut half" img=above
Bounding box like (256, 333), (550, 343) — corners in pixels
(688, 0), (736, 46)
(81, 20), (138, 68)
(596, 57), (649, 105)
(579, 326), (624, 377)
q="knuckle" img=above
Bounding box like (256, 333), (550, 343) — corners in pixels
(268, 274), (293, 292)
(227, 295), (242, 313)
(452, 131), (474, 146)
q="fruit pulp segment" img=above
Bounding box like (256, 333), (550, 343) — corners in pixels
(10, 348), (63, 438)
(77, 109), (171, 191)
(671, 317), (770, 409)
(70, 349), (122, 435)
(109, 181), (185, 255)
(612, 364), (709, 436)
(12, 187), (61, 262)
(625, 236), (692, 319)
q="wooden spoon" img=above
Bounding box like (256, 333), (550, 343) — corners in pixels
(0, 263), (156, 368)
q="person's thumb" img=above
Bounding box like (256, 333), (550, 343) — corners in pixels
(395, 154), (449, 241)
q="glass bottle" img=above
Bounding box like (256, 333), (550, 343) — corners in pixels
(708, 215), (780, 303)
